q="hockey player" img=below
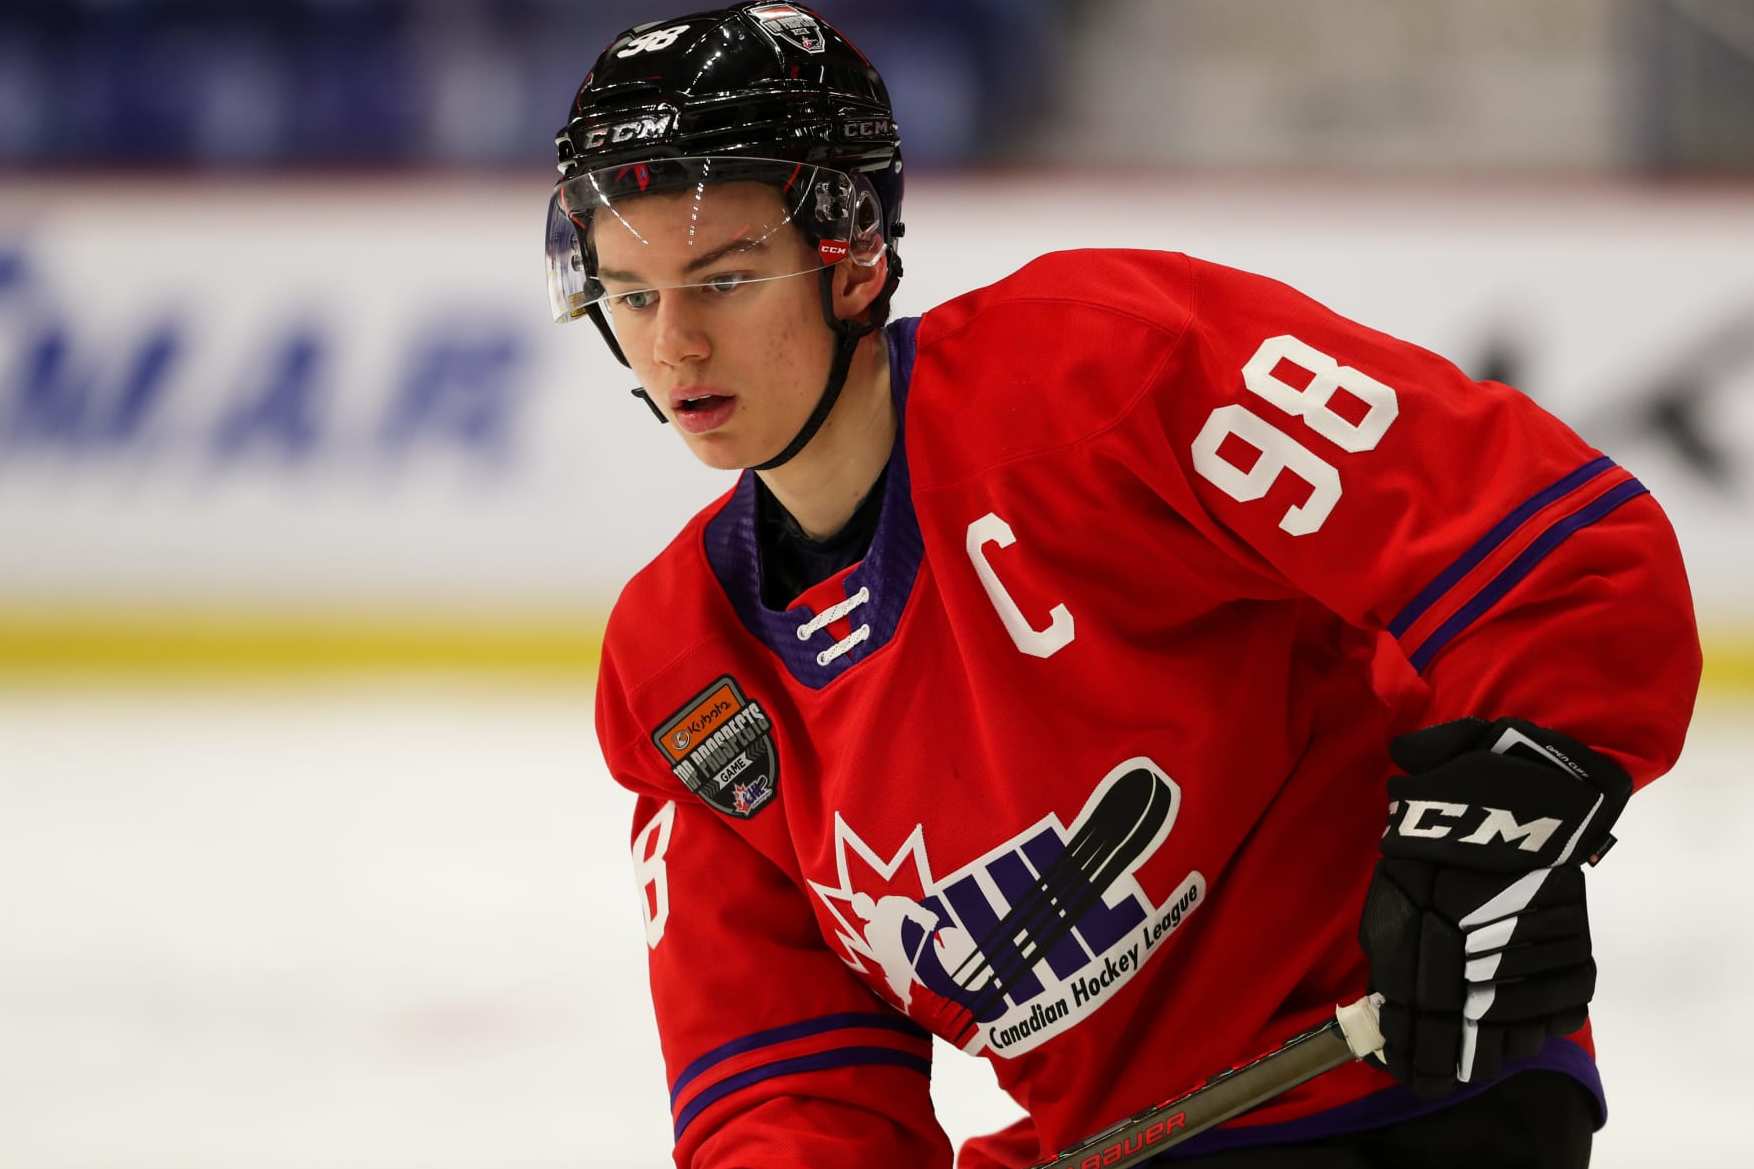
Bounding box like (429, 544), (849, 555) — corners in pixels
(547, 6), (1701, 1167)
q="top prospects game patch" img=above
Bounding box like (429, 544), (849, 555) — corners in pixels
(652, 675), (779, 818)
(747, 4), (826, 54)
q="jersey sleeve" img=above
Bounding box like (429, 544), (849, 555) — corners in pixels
(1124, 254), (1700, 787)
(595, 630), (952, 1169)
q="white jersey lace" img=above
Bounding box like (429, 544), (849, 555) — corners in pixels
(795, 586), (872, 667)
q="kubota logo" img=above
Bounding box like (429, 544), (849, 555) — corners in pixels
(660, 695), (736, 761)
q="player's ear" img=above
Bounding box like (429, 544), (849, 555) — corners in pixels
(831, 250), (888, 324)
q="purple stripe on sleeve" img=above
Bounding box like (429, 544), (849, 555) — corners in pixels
(1407, 477), (1649, 673)
(669, 1011), (926, 1104)
(672, 1045), (931, 1140)
(1388, 456), (1615, 638)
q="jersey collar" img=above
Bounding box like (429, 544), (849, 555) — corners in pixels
(704, 316), (924, 689)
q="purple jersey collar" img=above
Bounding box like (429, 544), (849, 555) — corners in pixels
(704, 316), (924, 689)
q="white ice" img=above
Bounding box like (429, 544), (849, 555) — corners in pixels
(1, 683), (1746, 1167)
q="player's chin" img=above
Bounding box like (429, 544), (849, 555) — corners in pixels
(679, 430), (758, 472)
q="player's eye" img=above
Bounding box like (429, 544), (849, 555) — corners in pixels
(701, 272), (753, 295)
(611, 288), (658, 311)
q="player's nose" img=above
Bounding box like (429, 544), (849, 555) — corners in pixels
(652, 295), (710, 368)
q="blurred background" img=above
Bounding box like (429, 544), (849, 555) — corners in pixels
(2, 1), (1750, 1166)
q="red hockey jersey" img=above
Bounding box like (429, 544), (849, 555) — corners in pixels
(593, 250), (1700, 1168)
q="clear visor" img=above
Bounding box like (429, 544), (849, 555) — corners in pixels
(544, 155), (883, 324)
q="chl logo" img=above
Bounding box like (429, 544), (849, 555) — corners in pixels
(808, 758), (1206, 1056)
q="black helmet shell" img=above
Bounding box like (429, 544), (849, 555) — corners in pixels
(555, 3), (902, 243)
(551, 3), (903, 472)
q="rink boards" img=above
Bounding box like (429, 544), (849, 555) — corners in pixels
(0, 177), (1750, 685)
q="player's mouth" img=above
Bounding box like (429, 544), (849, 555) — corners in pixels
(670, 388), (737, 435)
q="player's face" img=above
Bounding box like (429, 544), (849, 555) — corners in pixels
(592, 183), (838, 471)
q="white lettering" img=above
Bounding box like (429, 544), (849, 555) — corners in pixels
(581, 112), (673, 151)
(1191, 334), (1401, 536)
(631, 801), (676, 949)
(1459, 807), (1564, 852)
(966, 512), (1074, 658)
(616, 24), (691, 57)
(1399, 799), (1469, 839)
(714, 751), (753, 788)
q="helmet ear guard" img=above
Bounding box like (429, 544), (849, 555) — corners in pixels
(848, 183), (886, 269)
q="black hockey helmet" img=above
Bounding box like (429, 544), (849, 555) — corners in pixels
(545, 3), (905, 471)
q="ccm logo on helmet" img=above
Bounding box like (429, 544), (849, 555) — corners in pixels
(842, 118), (893, 140)
(580, 112), (674, 151)
(1388, 799), (1564, 852)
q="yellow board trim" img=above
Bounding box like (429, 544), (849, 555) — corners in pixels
(1701, 637), (1754, 696)
(0, 608), (605, 679)
(2, 609), (1751, 697)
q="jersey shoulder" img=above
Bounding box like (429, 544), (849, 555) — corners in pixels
(925, 247), (1199, 347)
(903, 250), (1376, 487)
(905, 250), (1210, 487)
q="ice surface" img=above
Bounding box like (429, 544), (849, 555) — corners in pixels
(1, 683), (1745, 1167)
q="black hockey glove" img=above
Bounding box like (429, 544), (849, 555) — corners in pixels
(1357, 717), (1631, 1097)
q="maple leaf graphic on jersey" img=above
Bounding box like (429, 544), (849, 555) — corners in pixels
(807, 758), (1208, 1056)
(808, 817), (940, 1008)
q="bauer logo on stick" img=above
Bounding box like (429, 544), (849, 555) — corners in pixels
(652, 676), (780, 818)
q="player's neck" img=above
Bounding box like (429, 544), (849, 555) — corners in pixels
(755, 330), (894, 541)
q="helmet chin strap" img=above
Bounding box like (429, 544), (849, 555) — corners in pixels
(752, 261), (889, 472)
(584, 305), (672, 424)
(750, 328), (862, 470)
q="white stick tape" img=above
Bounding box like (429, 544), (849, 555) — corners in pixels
(1336, 994), (1385, 1059)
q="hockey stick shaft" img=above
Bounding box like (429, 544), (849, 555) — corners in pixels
(1029, 996), (1384, 1169)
